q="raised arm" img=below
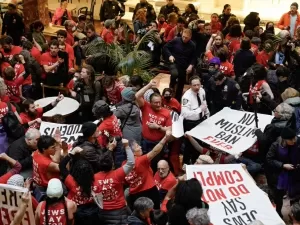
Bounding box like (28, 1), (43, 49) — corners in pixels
(135, 80), (156, 107)
(206, 34), (216, 51)
(122, 139), (135, 175)
(147, 130), (172, 161)
(185, 134), (205, 153)
(10, 192), (30, 225)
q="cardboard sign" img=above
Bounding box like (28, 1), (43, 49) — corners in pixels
(40, 122), (82, 148)
(186, 164), (285, 225)
(0, 184), (35, 225)
(186, 108), (273, 155)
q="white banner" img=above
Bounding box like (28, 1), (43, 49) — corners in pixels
(0, 184), (35, 225)
(186, 107), (273, 155)
(39, 122), (82, 149)
(186, 164), (284, 225)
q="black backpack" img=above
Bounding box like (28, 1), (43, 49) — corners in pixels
(2, 103), (25, 140)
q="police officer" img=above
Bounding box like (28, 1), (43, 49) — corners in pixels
(159, 0), (180, 19)
(181, 76), (210, 164)
(100, 0), (125, 23)
(213, 72), (242, 113)
(132, 0), (156, 24)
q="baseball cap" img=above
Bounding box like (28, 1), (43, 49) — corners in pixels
(46, 178), (63, 198)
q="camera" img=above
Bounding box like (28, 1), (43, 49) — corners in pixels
(73, 79), (85, 93)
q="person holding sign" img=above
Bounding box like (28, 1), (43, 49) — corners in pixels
(20, 94), (64, 130)
(181, 76), (209, 164)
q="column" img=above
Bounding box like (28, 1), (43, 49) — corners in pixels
(22, 0), (50, 29)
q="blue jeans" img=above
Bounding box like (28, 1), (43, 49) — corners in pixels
(236, 156), (262, 175)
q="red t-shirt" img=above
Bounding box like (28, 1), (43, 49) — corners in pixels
(256, 50), (270, 68)
(93, 168), (126, 210)
(32, 151), (60, 187)
(220, 61), (234, 77)
(228, 39), (241, 62)
(1, 45), (22, 61)
(40, 52), (58, 79)
(1, 62), (10, 74)
(5, 75), (25, 103)
(14, 63), (32, 86)
(67, 79), (75, 90)
(31, 47), (42, 64)
(105, 81), (125, 105)
(0, 172), (13, 184)
(97, 114), (122, 147)
(65, 175), (93, 205)
(210, 22), (222, 34)
(251, 44), (258, 56)
(141, 101), (172, 142)
(124, 155), (155, 194)
(0, 102), (16, 124)
(158, 22), (168, 32)
(166, 26), (177, 42)
(154, 171), (177, 191)
(164, 24), (175, 42)
(66, 31), (75, 46)
(65, 43), (74, 68)
(20, 107), (43, 129)
(39, 201), (67, 225)
(162, 97), (181, 113)
(1, 95), (9, 103)
(101, 28), (114, 44)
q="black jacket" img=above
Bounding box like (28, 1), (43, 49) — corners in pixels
(233, 49), (256, 78)
(159, 4), (180, 19)
(100, 0), (125, 22)
(243, 12), (260, 32)
(127, 211), (148, 225)
(7, 137), (35, 170)
(132, 2), (156, 24)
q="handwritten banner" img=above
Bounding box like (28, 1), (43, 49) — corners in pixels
(186, 107), (273, 155)
(186, 164), (285, 225)
(0, 184), (35, 225)
(40, 122), (82, 148)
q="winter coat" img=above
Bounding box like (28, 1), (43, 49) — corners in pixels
(99, 206), (129, 225)
(127, 211), (148, 225)
(114, 102), (142, 144)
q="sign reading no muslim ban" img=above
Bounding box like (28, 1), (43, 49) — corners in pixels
(0, 184), (35, 225)
(186, 107), (274, 155)
(40, 122), (83, 149)
(186, 164), (285, 225)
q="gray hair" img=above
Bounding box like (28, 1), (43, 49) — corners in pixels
(186, 208), (210, 225)
(275, 102), (294, 120)
(25, 128), (40, 140)
(247, 220), (264, 225)
(133, 197), (154, 214)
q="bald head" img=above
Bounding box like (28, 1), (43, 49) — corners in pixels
(157, 160), (170, 178)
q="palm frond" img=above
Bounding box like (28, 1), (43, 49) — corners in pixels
(134, 29), (159, 51)
(84, 40), (108, 56)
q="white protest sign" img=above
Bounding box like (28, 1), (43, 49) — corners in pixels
(186, 164), (285, 225)
(0, 184), (35, 225)
(186, 107), (273, 155)
(172, 114), (184, 138)
(39, 122), (82, 149)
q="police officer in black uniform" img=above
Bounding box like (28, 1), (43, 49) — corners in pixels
(100, 0), (125, 23)
(213, 72), (242, 113)
(132, 0), (156, 24)
(159, 0), (180, 19)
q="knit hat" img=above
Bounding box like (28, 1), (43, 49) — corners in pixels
(272, 35), (283, 45)
(104, 19), (115, 29)
(92, 100), (111, 118)
(7, 174), (24, 187)
(209, 57), (221, 66)
(198, 155), (214, 164)
(281, 127), (296, 140)
(121, 87), (135, 102)
(81, 122), (97, 137)
(46, 178), (63, 199)
(291, 2), (298, 9)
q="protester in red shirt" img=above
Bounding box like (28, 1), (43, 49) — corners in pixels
(59, 147), (101, 225)
(157, 14), (168, 33)
(102, 19), (116, 44)
(35, 178), (77, 225)
(164, 12), (178, 42)
(210, 13), (222, 34)
(20, 95), (64, 129)
(154, 160), (177, 201)
(125, 131), (172, 210)
(64, 20), (76, 47)
(216, 48), (235, 78)
(256, 40), (272, 68)
(0, 36), (22, 61)
(57, 29), (75, 73)
(40, 40), (62, 80)
(103, 76), (125, 105)
(13, 55), (32, 98)
(32, 135), (62, 188)
(51, 0), (73, 26)
(166, 17), (185, 42)
(93, 100), (125, 168)
(93, 139), (134, 224)
(3, 55), (31, 104)
(0, 153), (22, 184)
(162, 88), (181, 113)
